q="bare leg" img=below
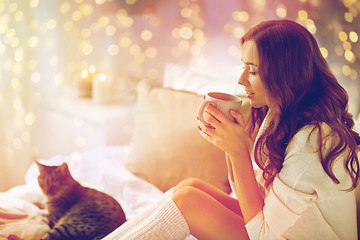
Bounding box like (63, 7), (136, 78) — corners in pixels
(174, 178), (242, 216)
(173, 178), (249, 240)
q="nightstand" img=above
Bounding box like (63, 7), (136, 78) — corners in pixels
(33, 91), (135, 159)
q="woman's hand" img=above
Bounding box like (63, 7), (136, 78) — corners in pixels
(197, 104), (250, 156)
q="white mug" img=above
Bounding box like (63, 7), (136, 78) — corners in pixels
(198, 92), (242, 125)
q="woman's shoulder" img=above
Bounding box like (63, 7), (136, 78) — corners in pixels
(284, 122), (342, 170)
(281, 122), (352, 192)
(287, 122), (337, 152)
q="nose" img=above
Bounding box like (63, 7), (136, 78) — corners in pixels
(238, 70), (248, 86)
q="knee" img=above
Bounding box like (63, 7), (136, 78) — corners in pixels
(172, 185), (201, 209)
(173, 178), (211, 209)
(175, 178), (207, 191)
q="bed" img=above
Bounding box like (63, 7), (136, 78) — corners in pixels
(0, 65), (239, 240)
(1, 64), (359, 239)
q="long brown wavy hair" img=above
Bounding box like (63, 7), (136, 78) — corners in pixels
(241, 20), (360, 190)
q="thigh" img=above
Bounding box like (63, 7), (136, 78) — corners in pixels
(174, 178), (241, 216)
(173, 185), (249, 240)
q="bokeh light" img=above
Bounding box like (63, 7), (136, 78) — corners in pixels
(0, 0), (359, 191)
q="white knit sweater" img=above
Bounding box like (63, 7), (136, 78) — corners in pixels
(234, 112), (358, 239)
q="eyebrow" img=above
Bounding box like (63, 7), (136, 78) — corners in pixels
(241, 58), (258, 67)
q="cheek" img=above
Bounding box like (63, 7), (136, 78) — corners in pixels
(252, 80), (264, 93)
(254, 78), (268, 94)
(254, 82), (271, 105)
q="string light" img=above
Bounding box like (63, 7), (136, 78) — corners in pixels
(0, 0), (359, 182)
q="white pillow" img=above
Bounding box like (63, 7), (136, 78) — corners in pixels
(163, 64), (245, 96)
(125, 80), (231, 193)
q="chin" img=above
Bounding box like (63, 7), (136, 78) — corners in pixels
(249, 100), (266, 109)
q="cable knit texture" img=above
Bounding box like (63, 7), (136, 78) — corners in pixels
(103, 190), (190, 240)
(243, 112), (357, 239)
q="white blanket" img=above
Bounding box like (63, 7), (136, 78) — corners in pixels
(0, 146), (166, 240)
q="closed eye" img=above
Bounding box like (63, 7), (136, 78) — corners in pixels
(243, 65), (258, 76)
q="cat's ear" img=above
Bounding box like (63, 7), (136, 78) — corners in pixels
(35, 160), (46, 175)
(35, 160), (45, 168)
(60, 162), (70, 172)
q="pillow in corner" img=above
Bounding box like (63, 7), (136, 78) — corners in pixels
(125, 80), (231, 193)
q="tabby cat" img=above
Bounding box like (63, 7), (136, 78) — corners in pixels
(36, 161), (126, 240)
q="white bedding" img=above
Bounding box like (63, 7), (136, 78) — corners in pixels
(1, 64), (357, 240)
(0, 65), (235, 239)
(0, 146), (193, 239)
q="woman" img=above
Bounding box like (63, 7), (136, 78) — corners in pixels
(104, 20), (360, 240)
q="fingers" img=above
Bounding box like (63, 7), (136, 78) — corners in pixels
(198, 126), (218, 148)
(198, 104), (245, 135)
(203, 112), (218, 129)
(203, 104), (230, 126)
(200, 104), (245, 130)
(197, 118), (222, 149)
(204, 104), (245, 126)
(230, 109), (245, 126)
(197, 117), (214, 134)
(198, 125), (210, 138)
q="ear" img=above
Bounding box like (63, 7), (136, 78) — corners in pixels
(35, 160), (45, 169)
(60, 162), (70, 172)
(35, 160), (46, 175)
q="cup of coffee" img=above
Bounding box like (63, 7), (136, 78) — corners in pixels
(198, 92), (242, 125)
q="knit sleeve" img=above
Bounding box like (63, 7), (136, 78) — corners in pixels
(245, 124), (339, 239)
(245, 177), (317, 239)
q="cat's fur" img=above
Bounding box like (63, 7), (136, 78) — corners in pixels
(36, 161), (126, 240)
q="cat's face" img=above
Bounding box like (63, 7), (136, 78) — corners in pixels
(36, 162), (74, 197)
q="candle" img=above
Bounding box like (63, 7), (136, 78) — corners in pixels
(77, 65), (96, 98)
(92, 73), (113, 104)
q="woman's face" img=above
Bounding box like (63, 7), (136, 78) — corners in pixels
(238, 40), (275, 109)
